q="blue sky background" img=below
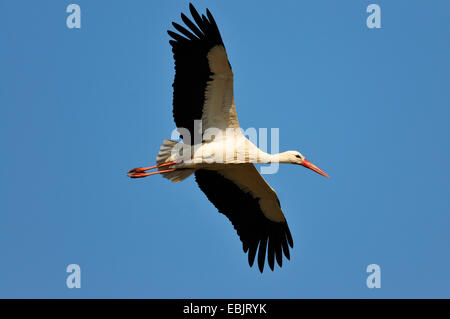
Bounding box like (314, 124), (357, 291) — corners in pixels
(0, 0), (449, 298)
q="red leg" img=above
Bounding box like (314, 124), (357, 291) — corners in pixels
(128, 168), (177, 178)
(128, 161), (177, 174)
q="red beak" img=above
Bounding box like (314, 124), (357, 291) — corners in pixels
(301, 159), (329, 178)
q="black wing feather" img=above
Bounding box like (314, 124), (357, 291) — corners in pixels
(180, 13), (204, 39)
(172, 22), (199, 41)
(189, 3), (208, 31)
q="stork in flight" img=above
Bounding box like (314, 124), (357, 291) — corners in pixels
(128, 3), (328, 273)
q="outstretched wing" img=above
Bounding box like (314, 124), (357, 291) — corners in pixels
(168, 3), (239, 145)
(195, 165), (294, 272)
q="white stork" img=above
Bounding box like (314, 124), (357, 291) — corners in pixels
(128, 3), (328, 273)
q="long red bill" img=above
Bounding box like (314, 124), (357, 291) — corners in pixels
(301, 159), (328, 178)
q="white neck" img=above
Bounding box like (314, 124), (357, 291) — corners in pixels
(256, 151), (293, 164)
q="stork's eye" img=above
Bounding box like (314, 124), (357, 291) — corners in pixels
(295, 155), (301, 159)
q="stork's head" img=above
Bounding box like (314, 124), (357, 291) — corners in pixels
(283, 151), (328, 178)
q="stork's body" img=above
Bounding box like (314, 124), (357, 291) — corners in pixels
(128, 4), (328, 273)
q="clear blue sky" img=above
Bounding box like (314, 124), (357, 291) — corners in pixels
(1, 0), (449, 298)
